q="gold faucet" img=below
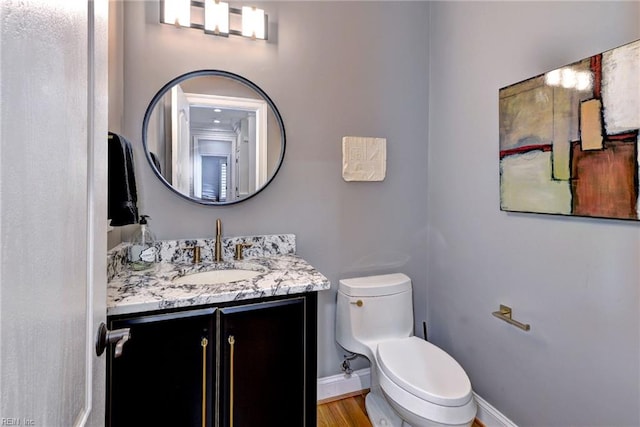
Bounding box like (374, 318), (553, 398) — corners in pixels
(215, 218), (223, 262)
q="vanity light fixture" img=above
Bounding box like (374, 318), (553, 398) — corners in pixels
(162, 0), (191, 27)
(204, 0), (229, 36)
(160, 0), (268, 41)
(241, 6), (265, 40)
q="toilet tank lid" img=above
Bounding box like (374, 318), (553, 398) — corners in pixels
(339, 273), (411, 297)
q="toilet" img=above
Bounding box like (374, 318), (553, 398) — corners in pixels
(335, 273), (477, 427)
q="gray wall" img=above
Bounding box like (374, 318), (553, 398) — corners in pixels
(120, 1), (430, 378)
(119, 2), (640, 424)
(428, 2), (640, 425)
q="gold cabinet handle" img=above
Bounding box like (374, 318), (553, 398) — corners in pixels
(228, 335), (235, 427)
(201, 337), (208, 427)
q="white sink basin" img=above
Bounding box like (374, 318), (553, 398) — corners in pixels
(173, 268), (264, 285)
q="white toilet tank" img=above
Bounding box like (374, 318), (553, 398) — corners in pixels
(336, 273), (414, 360)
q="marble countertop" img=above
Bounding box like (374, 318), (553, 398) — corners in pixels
(107, 254), (331, 316)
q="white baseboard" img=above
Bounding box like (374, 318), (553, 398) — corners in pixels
(473, 392), (517, 427)
(317, 368), (517, 427)
(317, 368), (371, 402)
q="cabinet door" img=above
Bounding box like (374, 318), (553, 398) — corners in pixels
(108, 308), (216, 427)
(219, 298), (306, 427)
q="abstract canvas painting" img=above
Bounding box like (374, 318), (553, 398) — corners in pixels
(499, 39), (640, 220)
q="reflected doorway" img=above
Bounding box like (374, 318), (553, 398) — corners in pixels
(201, 155), (229, 202)
(193, 134), (234, 202)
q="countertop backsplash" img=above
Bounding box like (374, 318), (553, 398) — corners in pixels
(107, 234), (296, 282)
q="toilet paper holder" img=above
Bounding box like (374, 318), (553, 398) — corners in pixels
(492, 304), (530, 331)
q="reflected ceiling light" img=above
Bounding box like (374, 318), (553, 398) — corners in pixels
(544, 67), (592, 91)
(560, 69), (577, 89)
(214, 108), (222, 112)
(160, 1), (268, 41)
(544, 69), (561, 86)
(162, 0), (191, 27)
(204, 0), (229, 35)
(242, 6), (266, 40)
(575, 72), (592, 91)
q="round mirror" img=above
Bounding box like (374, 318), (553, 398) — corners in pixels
(143, 70), (285, 205)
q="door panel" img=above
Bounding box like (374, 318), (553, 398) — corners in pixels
(172, 84), (192, 194)
(0, 1), (108, 426)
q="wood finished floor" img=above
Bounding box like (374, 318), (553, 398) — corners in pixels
(317, 392), (371, 427)
(317, 392), (484, 427)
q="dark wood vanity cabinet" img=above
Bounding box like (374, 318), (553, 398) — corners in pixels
(219, 298), (306, 427)
(107, 293), (317, 427)
(107, 308), (216, 427)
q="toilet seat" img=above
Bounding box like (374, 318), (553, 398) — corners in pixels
(376, 336), (473, 407)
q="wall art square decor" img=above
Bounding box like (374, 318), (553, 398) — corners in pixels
(499, 39), (640, 220)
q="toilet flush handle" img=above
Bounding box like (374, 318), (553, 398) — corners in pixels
(350, 300), (363, 307)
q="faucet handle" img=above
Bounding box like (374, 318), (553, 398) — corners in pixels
(234, 243), (253, 261)
(184, 246), (202, 264)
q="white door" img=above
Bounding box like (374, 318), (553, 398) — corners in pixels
(171, 84), (192, 195)
(0, 1), (108, 426)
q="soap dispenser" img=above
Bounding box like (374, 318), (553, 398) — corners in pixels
(128, 215), (158, 270)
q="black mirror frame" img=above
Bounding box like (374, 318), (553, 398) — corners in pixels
(142, 69), (286, 206)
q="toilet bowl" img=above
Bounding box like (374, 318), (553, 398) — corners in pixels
(376, 337), (477, 426)
(335, 273), (476, 427)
